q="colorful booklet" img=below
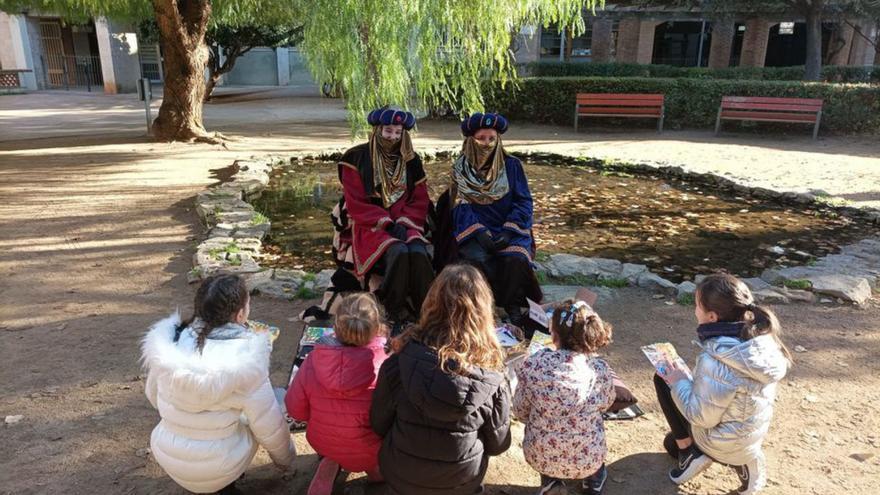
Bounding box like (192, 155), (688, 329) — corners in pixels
(247, 320), (280, 342)
(527, 331), (554, 355)
(495, 325), (522, 348)
(640, 342), (692, 380)
(300, 326), (335, 346)
(527, 297), (553, 329)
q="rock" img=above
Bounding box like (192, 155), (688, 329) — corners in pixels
(274, 269), (307, 284)
(620, 263), (648, 282)
(546, 254), (622, 280)
(780, 289), (816, 303)
(637, 272), (677, 295)
(135, 447), (151, 458)
(314, 269), (335, 292)
(753, 288), (790, 305)
(539, 285), (581, 303)
(742, 277), (772, 292)
(808, 275), (872, 304)
(759, 268), (786, 285)
(794, 345), (807, 353)
(5, 415), (23, 425)
(694, 274), (707, 285)
(243, 269), (275, 292)
(768, 246), (785, 255)
(252, 280), (298, 301)
(676, 281), (696, 303)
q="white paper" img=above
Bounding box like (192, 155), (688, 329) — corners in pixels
(527, 297), (550, 328)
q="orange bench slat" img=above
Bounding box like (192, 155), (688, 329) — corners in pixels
(721, 95), (823, 107)
(578, 107), (663, 116)
(577, 99), (665, 107)
(720, 101), (822, 112)
(720, 110), (818, 122)
(577, 93), (664, 101)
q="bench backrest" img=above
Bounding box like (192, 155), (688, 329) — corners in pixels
(720, 96), (823, 114)
(576, 93), (664, 116)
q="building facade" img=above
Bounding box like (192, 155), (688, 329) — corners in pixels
(514, 4), (879, 68)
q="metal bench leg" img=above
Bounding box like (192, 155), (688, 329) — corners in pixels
(658, 106), (665, 133)
(714, 108), (722, 135)
(813, 111), (822, 140)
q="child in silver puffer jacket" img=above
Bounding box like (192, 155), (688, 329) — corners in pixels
(655, 273), (792, 495)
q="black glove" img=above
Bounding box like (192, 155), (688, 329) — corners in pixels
(387, 222), (408, 241)
(475, 230), (496, 253)
(493, 231), (512, 251)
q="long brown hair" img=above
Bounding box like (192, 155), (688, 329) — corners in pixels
(400, 263), (504, 373)
(550, 299), (613, 354)
(190, 274), (249, 353)
(335, 292), (385, 346)
(697, 273), (792, 362)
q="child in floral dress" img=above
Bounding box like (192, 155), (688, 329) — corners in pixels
(513, 299), (616, 495)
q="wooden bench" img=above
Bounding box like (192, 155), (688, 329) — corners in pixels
(575, 93), (665, 132)
(715, 96), (823, 139)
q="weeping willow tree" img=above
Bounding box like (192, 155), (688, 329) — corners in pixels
(0, 0), (601, 139)
(297, 0), (601, 130)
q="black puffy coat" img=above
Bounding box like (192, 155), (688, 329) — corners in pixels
(370, 340), (512, 495)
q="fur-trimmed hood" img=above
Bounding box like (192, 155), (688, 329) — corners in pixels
(141, 313), (273, 406)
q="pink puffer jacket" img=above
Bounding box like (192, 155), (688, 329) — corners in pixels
(286, 335), (388, 473)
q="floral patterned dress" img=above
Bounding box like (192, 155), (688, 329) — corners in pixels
(512, 348), (615, 479)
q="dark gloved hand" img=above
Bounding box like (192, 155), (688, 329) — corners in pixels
(475, 230), (496, 253)
(493, 231), (512, 251)
(387, 222), (408, 241)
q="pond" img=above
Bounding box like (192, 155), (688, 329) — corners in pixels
(252, 159), (879, 283)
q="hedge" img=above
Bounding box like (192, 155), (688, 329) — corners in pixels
(484, 77), (880, 134)
(524, 62), (880, 84)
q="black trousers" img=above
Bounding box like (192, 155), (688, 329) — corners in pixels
(653, 373), (691, 441)
(373, 241), (433, 320)
(457, 239), (542, 311)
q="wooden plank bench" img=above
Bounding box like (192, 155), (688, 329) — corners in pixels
(715, 96), (823, 139)
(575, 93), (665, 132)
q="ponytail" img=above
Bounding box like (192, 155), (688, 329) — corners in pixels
(743, 303), (791, 363)
(189, 274), (249, 354)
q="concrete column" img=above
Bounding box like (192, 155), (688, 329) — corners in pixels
(827, 22), (854, 66)
(95, 17), (141, 94)
(276, 47), (290, 86)
(739, 19), (772, 67)
(636, 20), (659, 64)
(708, 20), (736, 68)
(616, 18), (641, 63)
(3, 14), (37, 89)
(848, 21), (877, 66)
(0, 13), (14, 69)
(590, 18), (613, 63)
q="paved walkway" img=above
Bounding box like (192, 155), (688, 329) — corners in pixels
(2, 86), (879, 210)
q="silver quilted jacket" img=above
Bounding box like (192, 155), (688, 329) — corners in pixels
(671, 334), (789, 465)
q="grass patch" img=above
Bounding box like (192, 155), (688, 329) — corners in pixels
(595, 277), (629, 288)
(251, 211), (270, 225)
(783, 279), (812, 290)
(296, 285), (318, 299)
(677, 293), (695, 306)
(812, 194), (852, 208)
(534, 252), (551, 263)
(228, 254), (242, 267)
(207, 242), (241, 261)
(536, 271), (549, 285)
(302, 272), (317, 282)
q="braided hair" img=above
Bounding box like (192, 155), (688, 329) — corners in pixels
(187, 274), (249, 353)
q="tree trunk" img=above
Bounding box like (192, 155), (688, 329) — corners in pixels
(804, 5), (823, 81)
(151, 0), (214, 142)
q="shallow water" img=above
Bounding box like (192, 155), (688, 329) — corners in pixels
(252, 160), (879, 282)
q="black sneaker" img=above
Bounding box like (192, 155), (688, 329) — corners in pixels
(537, 478), (567, 495)
(733, 455), (766, 494)
(581, 464), (607, 495)
(669, 445), (713, 485)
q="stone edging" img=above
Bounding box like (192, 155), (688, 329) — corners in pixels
(191, 150), (879, 306)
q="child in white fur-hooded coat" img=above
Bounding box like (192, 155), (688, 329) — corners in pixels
(141, 275), (295, 493)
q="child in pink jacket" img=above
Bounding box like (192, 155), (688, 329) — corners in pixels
(286, 293), (388, 494)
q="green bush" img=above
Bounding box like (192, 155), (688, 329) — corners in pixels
(484, 76), (880, 134)
(524, 62), (880, 84)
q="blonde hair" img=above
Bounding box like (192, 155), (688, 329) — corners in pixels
(550, 299), (612, 354)
(401, 264), (504, 373)
(334, 293), (384, 346)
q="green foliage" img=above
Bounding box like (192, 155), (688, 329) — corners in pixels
(295, 285), (318, 299)
(296, 0), (601, 132)
(783, 279), (813, 290)
(302, 272), (317, 282)
(595, 277), (629, 288)
(251, 211), (270, 225)
(525, 62), (880, 83)
(485, 76), (880, 134)
(677, 292), (695, 306)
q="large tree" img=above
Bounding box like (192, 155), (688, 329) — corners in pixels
(1, 0), (601, 140)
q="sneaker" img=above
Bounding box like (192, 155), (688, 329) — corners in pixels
(669, 445), (713, 485)
(308, 457), (341, 495)
(581, 464), (608, 495)
(662, 433), (679, 458)
(536, 478), (567, 495)
(734, 454), (766, 494)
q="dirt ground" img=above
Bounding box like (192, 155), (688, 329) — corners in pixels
(1, 89), (879, 495)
